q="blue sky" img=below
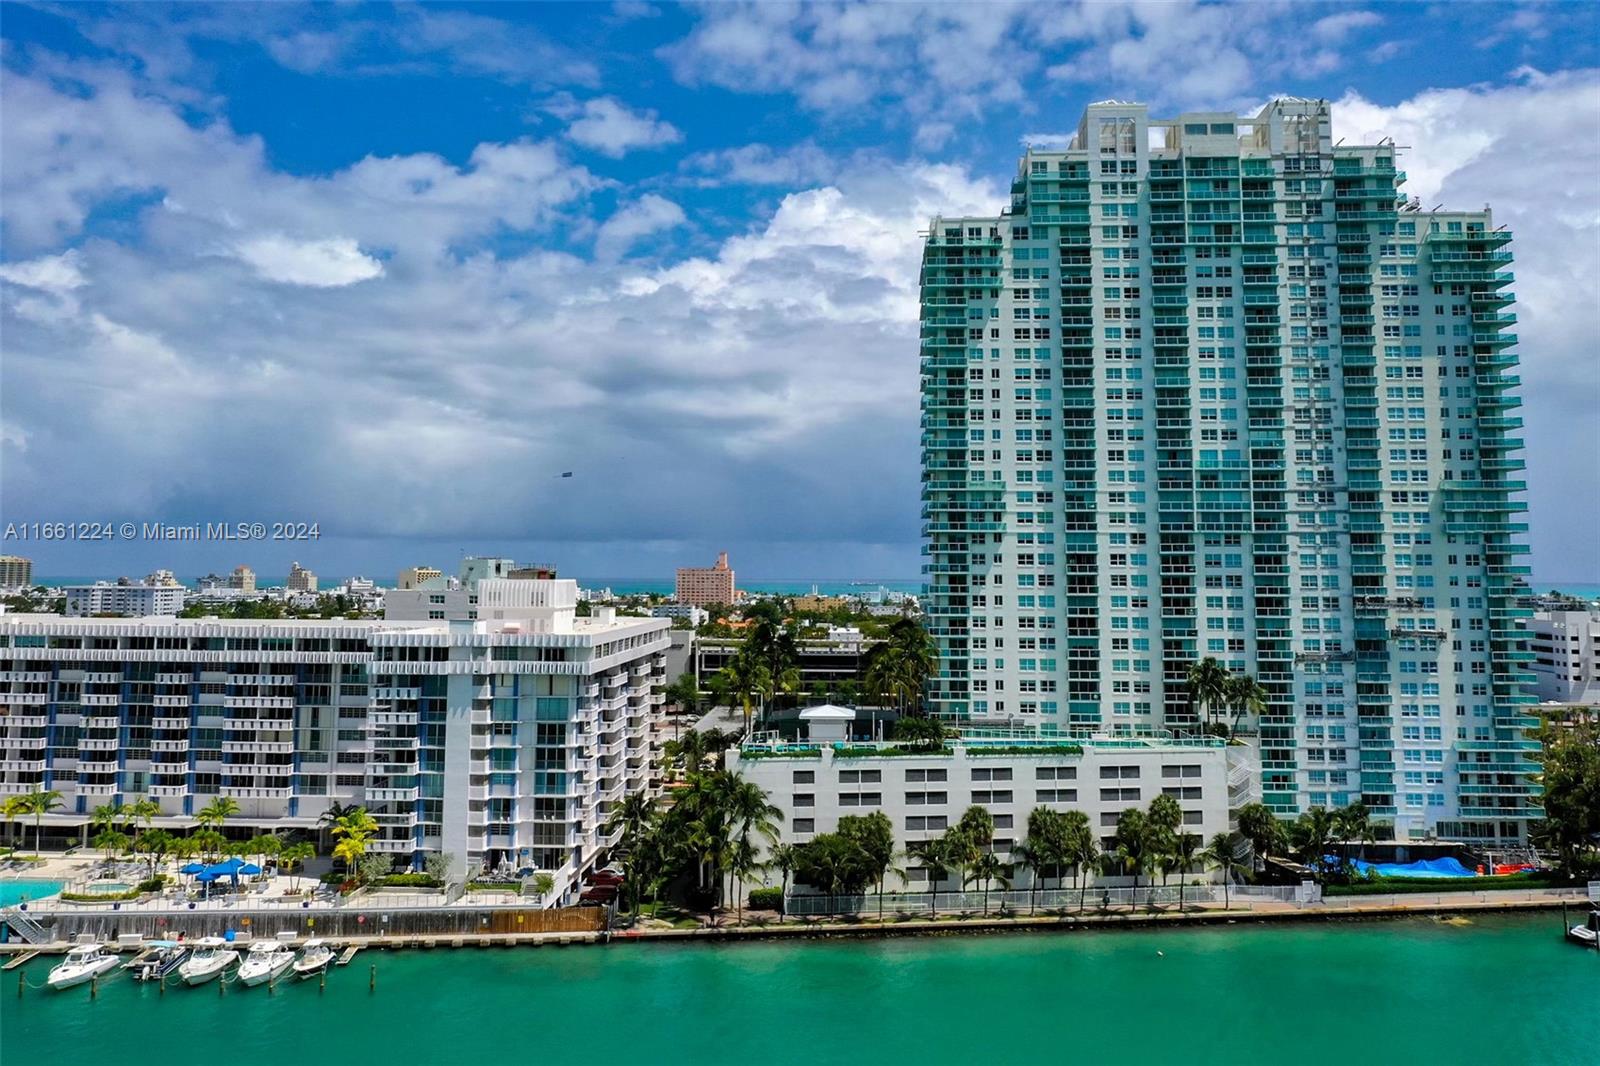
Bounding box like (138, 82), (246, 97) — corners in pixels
(1, 1), (1597, 583)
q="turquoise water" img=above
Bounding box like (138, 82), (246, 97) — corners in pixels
(0, 881), (60, 907)
(2, 914), (1592, 1065)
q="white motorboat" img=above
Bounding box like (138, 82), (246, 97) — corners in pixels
(236, 941), (294, 987)
(47, 944), (120, 990)
(291, 938), (334, 979)
(1567, 908), (1599, 947)
(176, 937), (239, 985)
(123, 942), (187, 982)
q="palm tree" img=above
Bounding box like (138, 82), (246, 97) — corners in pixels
(838, 811), (896, 921)
(22, 789), (62, 856)
(1236, 802), (1283, 871)
(330, 807), (379, 842)
(90, 802), (124, 836)
(1146, 793), (1183, 905)
(92, 829), (130, 860)
(1202, 831), (1246, 911)
(135, 829), (178, 880)
(603, 792), (658, 912)
(1062, 810), (1099, 913)
(245, 833), (283, 878)
(863, 617), (938, 714)
(1333, 802), (1374, 876)
(723, 774), (781, 914)
(913, 838), (951, 917)
(1019, 807), (1068, 914)
(332, 833), (369, 879)
(123, 797), (161, 835)
(718, 650), (770, 735)
(2, 795), (28, 849)
(281, 841), (316, 890)
(1225, 673), (1269, 733)
(1107, 808), (1152, 911)
(1290, 807), (1338, 876)
(767, 843), (799, 921)
(190, 828), (226, 862)
(195, 795), (239, 836)
(971, 851), (1013, 916)
(1166, 833), (1203, 911)
(1011, 840), (1045, 915)
(1186, 657), (1230, 730)
(317, 800), (362, 851)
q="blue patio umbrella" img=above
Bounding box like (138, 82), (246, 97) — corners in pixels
(179, 862), (206, 875)
(239, 863), (262, 876)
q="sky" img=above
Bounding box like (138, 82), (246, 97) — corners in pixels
(1, 1), (1597, 584)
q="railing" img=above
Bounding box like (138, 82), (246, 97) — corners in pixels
(1, 906), (51, 944)
(781, 882), (1315, 916)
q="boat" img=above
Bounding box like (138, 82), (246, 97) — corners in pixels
(46, 944), (120, 990)
(291, 938), (334, 979)
(1567, 908), (1600, 948)
(236, 941), (295, 987)
(176, 937), (239, 985)
(123, 942), (188, 982)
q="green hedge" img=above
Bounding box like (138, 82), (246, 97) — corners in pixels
(748, 887), (784, 910)
(834, 745), (953, 758)
(742, 748), (822, 760)
(136, 875), (168, 893)
(467, 880), (520, 892)
(378, 873), (442, 888)
(966, 744), (1084, 757)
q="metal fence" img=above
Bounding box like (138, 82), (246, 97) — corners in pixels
(11, 904), (605, 943)
(782, 883), (1313, 917)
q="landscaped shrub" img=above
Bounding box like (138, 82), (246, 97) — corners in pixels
(748, 887), (784, 910)
(61, 888), (142, 902)
(136, 875), (168, 893)
(378, 873), (442, 888)
(1324, 872), (1564, 896)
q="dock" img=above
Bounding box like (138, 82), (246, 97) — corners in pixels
(2, 951), (38, 971)
(335, 944), (360, 966)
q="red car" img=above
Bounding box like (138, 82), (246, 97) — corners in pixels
(580, 884), (619, 903)
(586, 870), (624, 887)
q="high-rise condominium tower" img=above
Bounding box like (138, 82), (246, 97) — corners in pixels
(920, 99), (1534, 844)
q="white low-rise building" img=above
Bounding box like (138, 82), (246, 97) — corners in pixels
(62, 582), (185, 617)
(651, 603), (708, 626)
(0, 579), (668, 899)
(734, 732), (1246, 889)
(1528, 610), (1600, 705)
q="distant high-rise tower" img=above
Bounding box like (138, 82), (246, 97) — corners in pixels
(919, 99), (1534, 843)
(676, 551), (735, 606)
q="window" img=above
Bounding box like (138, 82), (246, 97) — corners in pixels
(971, 790), (1014, 804)
(839, 769), (882, 784)
(840, 792), (883, 807)
(906, 816), (949, 832)
(1036, 788), (1078, 803)
(793, 793), (815, 808)
(1161, 764), (1203, 779)
(971, 767), (1013, 782)
(907, 791), (949, 806)
(792, 818), (815, 834)
(1100, 787), (1141, 802)
(1162, 786), (1203, 800)
(1036, 766), (1077, 780)
(792, 770), (814, 784)
(905, 768), (948, 783)
(1099, 765), (1141, 779)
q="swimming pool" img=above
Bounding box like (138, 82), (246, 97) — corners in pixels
(79, 882), (133, 895)
(0, 880), (63, 907)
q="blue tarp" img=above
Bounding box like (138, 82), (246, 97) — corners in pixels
(1349, 856), (1478, 879)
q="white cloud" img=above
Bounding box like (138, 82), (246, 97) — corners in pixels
(595, 195), (687, 261)
(563, 97), (682, 158)
(233, 235), (384, 287)
(1312, 11), (1382, 42)
(680, 142), (839, 187)
(0, 250), (88, 294)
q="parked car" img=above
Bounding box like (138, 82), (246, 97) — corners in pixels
(580, 884), (619, 903)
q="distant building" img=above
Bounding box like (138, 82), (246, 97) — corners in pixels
(384, 586), (475, 622)
(343, 577), (377, 596)
(793, 593), (848, 613)
(676, 551), (735, 607)
(144, 569), (181, 587)
(286, 562), (317, 592)
(229, 566), (256, 593)
(651, 603), (708, 626)
(508, 565), (559, 581)
(63, 581), (184, 617)
(397, 566), (444, 590)
(458, 557), (516, 588)
(697, 629), (881, 693)
(0, 556), (33, 589)
(1529, 610), (1600, 705)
